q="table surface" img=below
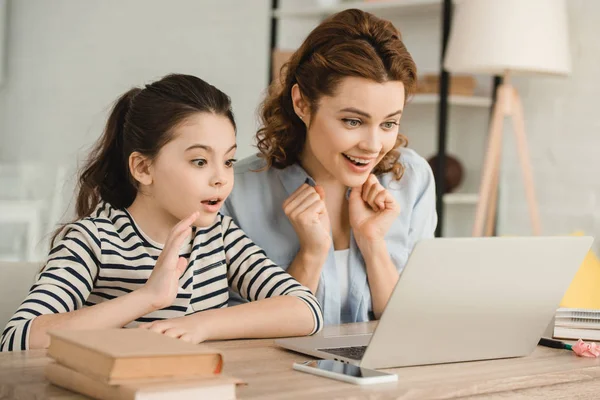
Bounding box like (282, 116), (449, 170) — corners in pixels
(2, 322), (600, 399)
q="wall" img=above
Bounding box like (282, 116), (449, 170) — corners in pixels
(0, 0), (270, 175)
(498, 0), (600, 251)
(0, 0), (270, 258)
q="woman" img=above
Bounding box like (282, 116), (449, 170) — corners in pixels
(222, 9), (437, 324)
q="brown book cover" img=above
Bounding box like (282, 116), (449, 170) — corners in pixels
(45, 362), (237, 400)
(47, 329), (223, 383)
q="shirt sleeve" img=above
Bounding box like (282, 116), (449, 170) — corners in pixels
(0, 219), (101, 351)
(221, 216), (323, 334)
(407, 156), (438, 250)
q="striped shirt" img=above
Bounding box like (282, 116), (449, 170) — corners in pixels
(1, 201), (323, 351)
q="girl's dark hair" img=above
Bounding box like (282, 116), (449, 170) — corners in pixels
(257, 9), (416, 180)
(54, 74), (235, 242)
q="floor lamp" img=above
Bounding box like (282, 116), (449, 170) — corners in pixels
(443, 0), (571, 237)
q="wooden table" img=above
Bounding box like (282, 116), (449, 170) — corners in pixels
(2, 322), (600, 399)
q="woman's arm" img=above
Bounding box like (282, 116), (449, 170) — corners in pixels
(352, 165), (437, 319)
(349, 175), (402, 319)
(356, 240), (398, 319)
(281, 183), (331, 293)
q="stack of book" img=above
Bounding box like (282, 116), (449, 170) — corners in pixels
(554, 308), (600, 342)
(45, 329), (239, 399)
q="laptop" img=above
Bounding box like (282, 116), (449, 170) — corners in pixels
(276, 236), (593, 369)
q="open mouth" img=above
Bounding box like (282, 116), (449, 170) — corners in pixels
(201, 198), (222, 206)
(342, 153), (372, 166)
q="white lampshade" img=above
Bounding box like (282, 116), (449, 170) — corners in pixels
(444, 0), (571, 76)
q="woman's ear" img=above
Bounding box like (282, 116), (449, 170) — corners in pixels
(291, 83), (310, 123)
(129, 152), (153, 186)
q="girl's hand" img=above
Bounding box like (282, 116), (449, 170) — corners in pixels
(141, 211), (198, 311)
(283, 183), (332, 257)
(349, 174), (400, 245)
(138, 315), (208, 344)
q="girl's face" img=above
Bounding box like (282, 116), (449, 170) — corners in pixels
(146, 112), (236, 227)
(297, 76), (405, 188)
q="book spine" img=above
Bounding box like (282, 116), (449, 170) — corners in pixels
(45, 363), (134, 400)
(47, 338), (114, 381)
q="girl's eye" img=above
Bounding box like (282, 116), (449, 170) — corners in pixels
(382, 121), (399, 130)
(193, 159), (207, 167)
(342, 118), (361, 128)
(225, 158), (238, 168)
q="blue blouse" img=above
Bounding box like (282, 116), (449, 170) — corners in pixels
(221, 147), (437, 324)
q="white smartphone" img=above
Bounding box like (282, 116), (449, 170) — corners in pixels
(292, 360), (398, 385)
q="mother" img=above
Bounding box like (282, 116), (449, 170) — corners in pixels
(222, 9), (437, 324)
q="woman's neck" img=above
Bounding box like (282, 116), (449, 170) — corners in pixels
(300, 148), (351, 250)
(126, 194), (180, 245)
(300, 148), (347, 200)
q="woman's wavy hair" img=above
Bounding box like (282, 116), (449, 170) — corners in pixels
(257, 8), (417, 180)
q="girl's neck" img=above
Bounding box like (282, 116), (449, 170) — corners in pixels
(126, 194), (179, 245)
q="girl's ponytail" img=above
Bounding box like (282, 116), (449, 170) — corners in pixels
(76, 88), (142, 217)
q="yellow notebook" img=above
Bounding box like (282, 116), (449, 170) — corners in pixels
(560, 232), (600, 309)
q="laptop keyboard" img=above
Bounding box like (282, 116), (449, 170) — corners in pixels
(318, 346), (367, 360)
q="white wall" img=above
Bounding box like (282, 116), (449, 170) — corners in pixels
(498, 0), (600, 250)
(0, 0), (270, 177)
(0, 0), (270, 258)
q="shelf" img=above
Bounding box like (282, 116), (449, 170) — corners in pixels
(443, 193), (479, 205)
(410, 94), (492, 107)
(272, 0), (441, 19)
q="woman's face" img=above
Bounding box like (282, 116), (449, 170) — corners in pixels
(297, 76), (405, 188)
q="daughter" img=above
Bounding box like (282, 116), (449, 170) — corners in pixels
(1, 74), (323, 351)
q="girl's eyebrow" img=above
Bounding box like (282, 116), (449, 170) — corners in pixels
(185, 144), (237, 153)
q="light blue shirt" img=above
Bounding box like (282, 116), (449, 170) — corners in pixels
(221, 147), (437, 325)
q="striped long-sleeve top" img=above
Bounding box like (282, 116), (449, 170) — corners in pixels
(1, 201), (323, 351)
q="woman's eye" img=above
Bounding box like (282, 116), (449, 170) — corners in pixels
(225, 158), (238, 168)
(382, 121), (398, 130)
(343, 119), (361, 128)
(193, 159), (207, 167)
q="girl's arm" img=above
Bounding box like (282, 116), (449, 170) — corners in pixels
(28, 289), (159, 349)
(3, 212), (197, 351)
(140, 216), (323, 343)
(224, 217), (322, 335)
(1, 220), (101, 351)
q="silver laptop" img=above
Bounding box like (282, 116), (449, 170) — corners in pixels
(276, 236), (593, 369)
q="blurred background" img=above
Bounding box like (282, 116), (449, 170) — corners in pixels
(0, 0), (598, 262)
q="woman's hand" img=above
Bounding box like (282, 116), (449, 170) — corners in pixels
(138, 315), (208, 344)
(283, 183), (332, 257)
(140, 211), (198, 311)
(349, 174), (400, 246)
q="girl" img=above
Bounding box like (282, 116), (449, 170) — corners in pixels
(1, 74), (322, 351)
(223, 9), (437, 324)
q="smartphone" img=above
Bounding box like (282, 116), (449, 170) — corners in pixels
(292, 360), (398, 385)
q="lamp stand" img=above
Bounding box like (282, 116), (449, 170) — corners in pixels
(472, 73), (542, 236)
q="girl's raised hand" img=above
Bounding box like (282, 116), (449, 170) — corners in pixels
(141, 211), (199, 311)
